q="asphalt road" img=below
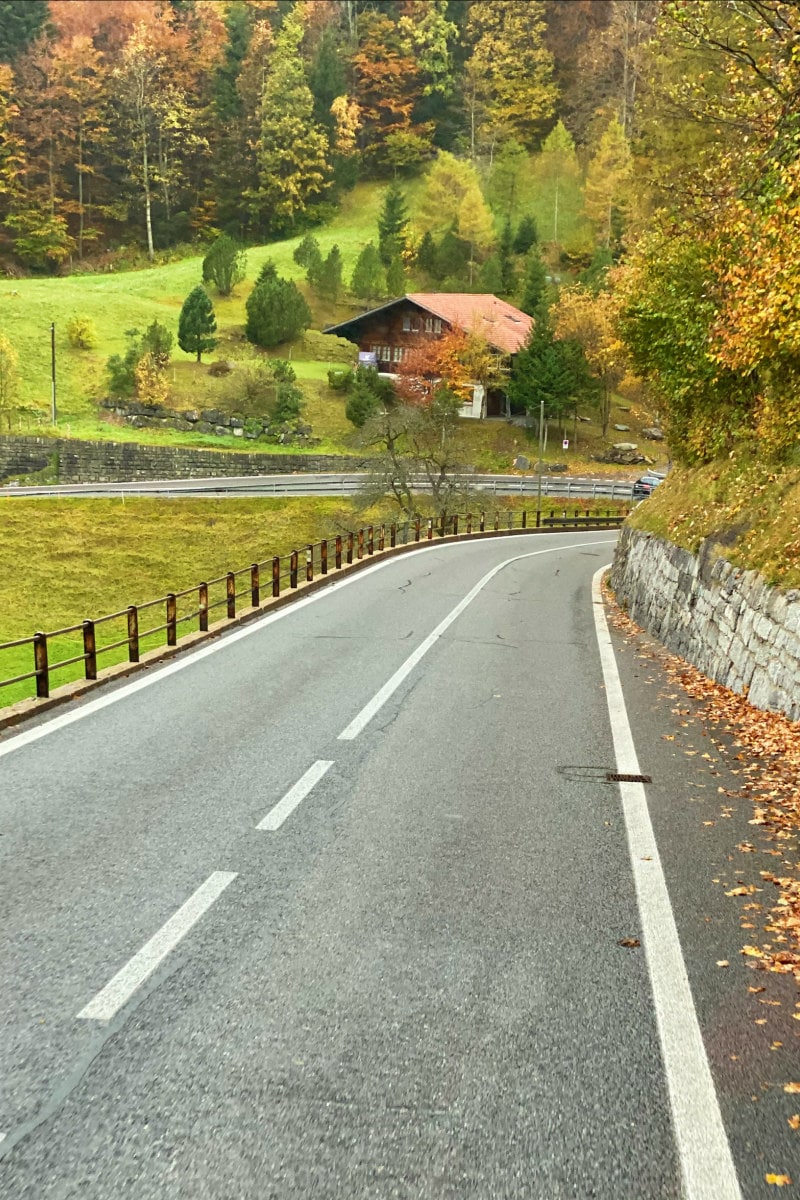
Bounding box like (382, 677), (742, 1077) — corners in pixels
(0, 472), (635, 501)
(0, 532), (794, 1198)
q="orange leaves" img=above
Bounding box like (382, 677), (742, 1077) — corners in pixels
(765, 1174), (792, 1187)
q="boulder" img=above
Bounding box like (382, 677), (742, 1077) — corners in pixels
(613, 423), (630, 432)
(208, 360), (235, 377)
(183, 409), (201, 423)
(514, 454), (530, 471)
(642, 427), (665, 441)
(613, 441), (638, 451)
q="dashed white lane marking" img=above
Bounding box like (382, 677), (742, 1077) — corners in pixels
(591, 566), (742, 1200)
(76, 871), (237, 1022)
(0, 534), (614, 762)
(257, 760), (334, 831)
(338, 539), (615, 741)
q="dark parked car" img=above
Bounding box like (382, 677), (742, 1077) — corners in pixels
(632, 471), (667, 500)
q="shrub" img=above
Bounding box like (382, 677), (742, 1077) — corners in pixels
(328, 367), (354, 391)
(66, 315), (98, 350)
(245, 275), (311, 347)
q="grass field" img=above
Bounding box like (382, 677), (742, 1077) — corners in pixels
(0, 491), (628, 708)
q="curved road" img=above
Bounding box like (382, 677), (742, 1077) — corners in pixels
(0, 533), (793, 1197)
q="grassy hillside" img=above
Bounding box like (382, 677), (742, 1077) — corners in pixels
(0, 181), (419, 425)
(627, 453), (800, 589)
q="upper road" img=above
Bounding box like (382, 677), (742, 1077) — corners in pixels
(0, 471), (635, 501)
(1, 532), (788, 1198)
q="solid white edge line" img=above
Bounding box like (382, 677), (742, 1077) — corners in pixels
(257, 759), (334, 831)
(0, 533), (615, 762)
(591, 566), (742, 1200)
(76, 871), (237, 1022)
(338, 538), (615, 740)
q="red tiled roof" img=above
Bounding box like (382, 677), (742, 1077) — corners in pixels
(406, 293), (532, 354)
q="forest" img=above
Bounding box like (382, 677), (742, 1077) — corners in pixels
(0, 0), (798, 468)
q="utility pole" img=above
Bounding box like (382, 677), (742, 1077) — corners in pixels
(50, 322), (57, 425)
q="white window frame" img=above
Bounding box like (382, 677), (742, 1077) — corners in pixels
(424, 317), (433, 333)
(402, 315), (411, 332)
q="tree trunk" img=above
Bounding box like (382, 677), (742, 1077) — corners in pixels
(141, 127), (154, 262)
(77, 119), (84, 260)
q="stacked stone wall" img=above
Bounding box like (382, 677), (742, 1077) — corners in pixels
(0, 436), (365, 484)
(611, 526), (800, 722)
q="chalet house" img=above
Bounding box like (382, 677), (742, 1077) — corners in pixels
(324, 293), (533, 418)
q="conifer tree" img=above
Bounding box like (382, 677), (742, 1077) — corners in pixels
(519, 248), (548, 317)
(416, 231), (437, 276)
(318, 244), (344, 302)
(202, 234), (247, 296)
(245, 275), (311, 347)
(513, 215), (538, 256)
(178, 287), (217, 362)
(386, 255), (406, 297)
(378, 183), (410, 267)
(498, 218), (516, 294)
(350, 243), (386, 305)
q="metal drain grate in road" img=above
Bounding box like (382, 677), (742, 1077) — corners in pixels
(606, 772), (652, 784)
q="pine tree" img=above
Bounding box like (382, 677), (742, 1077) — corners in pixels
(0, 0), (47, 63)
(178, 287), (217, 362)
(317, 244), (344, 302)
(245, 275), (311, 347)
(350, 243), (386, 304)
(378, 182), (410, 268)
(513, 215), (538, 255)
(416, 231), (437, 276)
(434, 231), (470, 284)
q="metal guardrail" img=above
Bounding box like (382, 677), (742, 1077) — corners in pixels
(0, 507), (628, 703)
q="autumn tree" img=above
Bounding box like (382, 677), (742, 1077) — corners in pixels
(0, 334), (20, 430)
(178, 286), (217, 362)
(583, 117), (633, 248)
(464, 0), (557, 154)
(529, 121), (589, 256)
(249, 7), (330, 234)
(553, 286), (625, 436)
(351, 10), (430, 173)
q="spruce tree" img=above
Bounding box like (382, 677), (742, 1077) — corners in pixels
(350, 243), (386, 305)
(377, 183), (410, 268)
(178, 287), (217, 362)
(498, 218), (516, 294)
(519, 248), (548, 316)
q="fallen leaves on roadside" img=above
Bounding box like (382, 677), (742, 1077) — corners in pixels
(789, 1115), (800, 1131)
(618, 938), (641, 948)
(765, 1174), (792, 1187)
(783, 1083), (800, 1094)
(717, 960), (730, 968)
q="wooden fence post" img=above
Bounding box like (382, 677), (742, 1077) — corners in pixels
(451, 514), (458, 535)
(415, 518), (421, 542)
(250, 563), (260, 608)
(128, 605), (140, 660)
(335, 535), (342, 569)
(272, 557), (280, 597)
(390, 524), (396, 548)
(321, 540), (328, 575)
(368, 526), (374, 555)
(166, 594), (177, 646)
(357, 529), (364, 559)
(226, 572), (236, 618)
(427, 518), (433, 540)
(33, 632), (48, 698)
(198, 584), (208, 632)
(82, 619), (97, 680)
(290, 551), (298, 588)
(347, 532), (354, 564)
(306, 546), (313, 582)
(521, 510), (527, 529)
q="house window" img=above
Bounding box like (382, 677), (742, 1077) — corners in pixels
(402, 315), (411, 332)
(393, 346), (403, 363)
(424, 317), (433, 333)
(382, 345), (391, 361)
(434, 318), (442, 333)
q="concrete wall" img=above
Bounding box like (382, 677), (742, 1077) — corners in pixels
(611, 526), (800, 723)
(0, 436), (366, 484)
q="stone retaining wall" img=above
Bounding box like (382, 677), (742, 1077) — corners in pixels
(0, 435), (366, 484)
(611, 525), (800, 722)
